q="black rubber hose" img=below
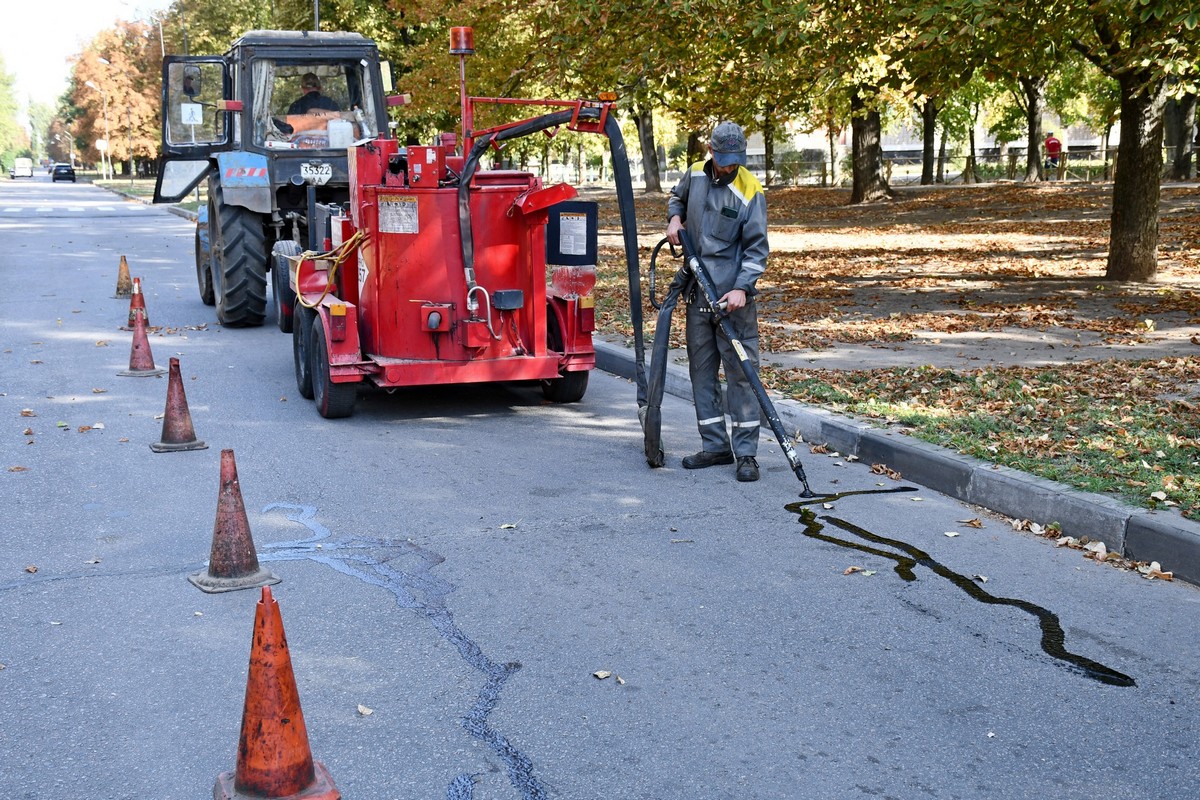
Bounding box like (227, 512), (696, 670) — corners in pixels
(642, 252), (690, 467)
(677, 229), (816, 497)
(602, 113), (647, 407)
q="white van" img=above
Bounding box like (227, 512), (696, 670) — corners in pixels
(10, 158), (34, 178)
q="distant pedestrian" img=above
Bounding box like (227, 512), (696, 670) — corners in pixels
(666, 121), (769, 483)
(1045, 132), (1062, 169)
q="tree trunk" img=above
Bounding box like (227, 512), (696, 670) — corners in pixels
(1019, 75), (1047, 182)
(1167, 93), (1196, 181)
(687, 131), (705, 166)
(827, 126), (841, 186)
(762, 108), (776, 187)
(936, 121), (947, 183)
(633, 106), (662, 193)
(850, 89), (891, 204)
(1106, 76), (1167, 281)
(920, 98), (938, 185)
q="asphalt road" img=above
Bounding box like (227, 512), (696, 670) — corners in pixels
(1, 177), (1198, 800)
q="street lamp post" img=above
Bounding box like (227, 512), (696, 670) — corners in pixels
(84, 80), (111, 180)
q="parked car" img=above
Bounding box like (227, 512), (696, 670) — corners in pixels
(10, 157), (34, 178)
(51, 163), (76, 183)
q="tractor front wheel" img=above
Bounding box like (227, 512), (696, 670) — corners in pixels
(309, 314), (357, 418)
(210, 179), (268, 327)
(195, 212), (215, 306)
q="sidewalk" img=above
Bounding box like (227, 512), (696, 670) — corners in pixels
(594, 338), (1200, 587)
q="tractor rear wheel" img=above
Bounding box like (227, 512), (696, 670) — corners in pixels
(541, 306), (589, 403)
(195, 211), (215, 306)
(272, 240), (302, 333)
(210, 179), (268, 327)
(293, 302), (315, 400)
(309, 314), (357, 418)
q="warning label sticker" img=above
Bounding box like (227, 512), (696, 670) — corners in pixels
(379, 195), (419, 234)
(559, 212), (588, 256)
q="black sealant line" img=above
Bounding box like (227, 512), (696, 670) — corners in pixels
(786, 490), (1136, 688)
(259, 503), (545, 800)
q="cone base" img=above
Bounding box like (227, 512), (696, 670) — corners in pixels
(213, 761), (340, 800)
(118, 367), (166, 377)
(188, 566), (281, 594)
(150, 439), (209, 453)
(114, 292), (132, 299)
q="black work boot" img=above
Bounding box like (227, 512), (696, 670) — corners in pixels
(736, 456), (760, 482)
(682, 450), (735, 469)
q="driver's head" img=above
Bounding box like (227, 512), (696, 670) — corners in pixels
(300, 73), (322, 94)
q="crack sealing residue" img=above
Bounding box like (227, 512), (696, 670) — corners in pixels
(786, 490), (1136, 688)
(259, 503), (544, 800)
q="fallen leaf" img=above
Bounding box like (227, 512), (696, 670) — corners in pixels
(77, 426), (93, 433)
(84, 558), (101, 565)
(593, 670), (612, 680)
(22, 428), (32, 435)
(862, 570), (877, 576)
(1150, 491), (1168, 501)
(92, 423), (104, 430)
(500, 523), (517, 530)
(56, 421), (68, 428)
(670, 538), (695, 544)
(357, 704), (374, 716)
(958, 518), (984, 528)
(91, 388), (107, 394)
(944, 531), (960, 538)
(95, 340), (109, 347)
(20, 409), (35, 417)
(972, 574), (989, 583)
(844, 566), (865, 575)
(615, 675), (626, 685)
(823, 503), (834, 509)
(8, 466), (28, 472)
(25, 565), (38, 573)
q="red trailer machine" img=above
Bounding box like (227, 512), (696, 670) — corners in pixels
(287, 28), (638, 419)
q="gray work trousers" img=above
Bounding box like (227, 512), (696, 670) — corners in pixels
(684, 300), (761, 457)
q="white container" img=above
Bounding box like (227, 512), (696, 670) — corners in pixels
(327, 119), (354, 150)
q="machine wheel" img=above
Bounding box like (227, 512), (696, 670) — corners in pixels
(210, 179), (268, 327)
(541, 306), (589, 403)
(293, 303), (316, 400)
(309, 314), (357, 418)
(272, 240), (302, 333)
(195, 206), (215, 306)
(542, 369), (589, 403)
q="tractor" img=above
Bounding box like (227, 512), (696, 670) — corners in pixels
(152, 30), (397, 331)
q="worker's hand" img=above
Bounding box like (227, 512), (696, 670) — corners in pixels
(666, 216), (684, 246)
(718, 289), (747, 312)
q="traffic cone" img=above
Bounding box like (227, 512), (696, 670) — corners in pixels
(126, 277), (148, 329)
(188, 449), (280, 593)
(114, 255), (132, 298)
(213, 586), (340, 800)
(150, 357), (207, 452)
(117, 309), (165, 377)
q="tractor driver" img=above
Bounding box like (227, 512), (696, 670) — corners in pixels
(288, 72), (340, 115)
(666, 121), (770, 483)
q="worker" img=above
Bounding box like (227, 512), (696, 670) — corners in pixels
(288, 73), (340, 115)
(666, 121), (769, 483)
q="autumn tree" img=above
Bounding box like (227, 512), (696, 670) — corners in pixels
(1067, 1), (1200, 280)
(0, 55), (27, 166)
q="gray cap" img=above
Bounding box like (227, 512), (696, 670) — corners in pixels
(710, 121), (747, 167)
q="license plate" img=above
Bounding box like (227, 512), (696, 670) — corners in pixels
(300, 162), (333, 185)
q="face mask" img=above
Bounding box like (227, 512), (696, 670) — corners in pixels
(706, 160), (736, 187)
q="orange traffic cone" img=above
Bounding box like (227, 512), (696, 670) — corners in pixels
(214, 586), (340, 800)
(150, 357), (207, 452)
(114, 255), (132, 298)
(188, 449), (280, 593)
(126, 277), (148, 328)
(117, 309), (165, 377)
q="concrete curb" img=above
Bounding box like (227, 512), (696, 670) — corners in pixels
(596, 340), (1200, 586)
